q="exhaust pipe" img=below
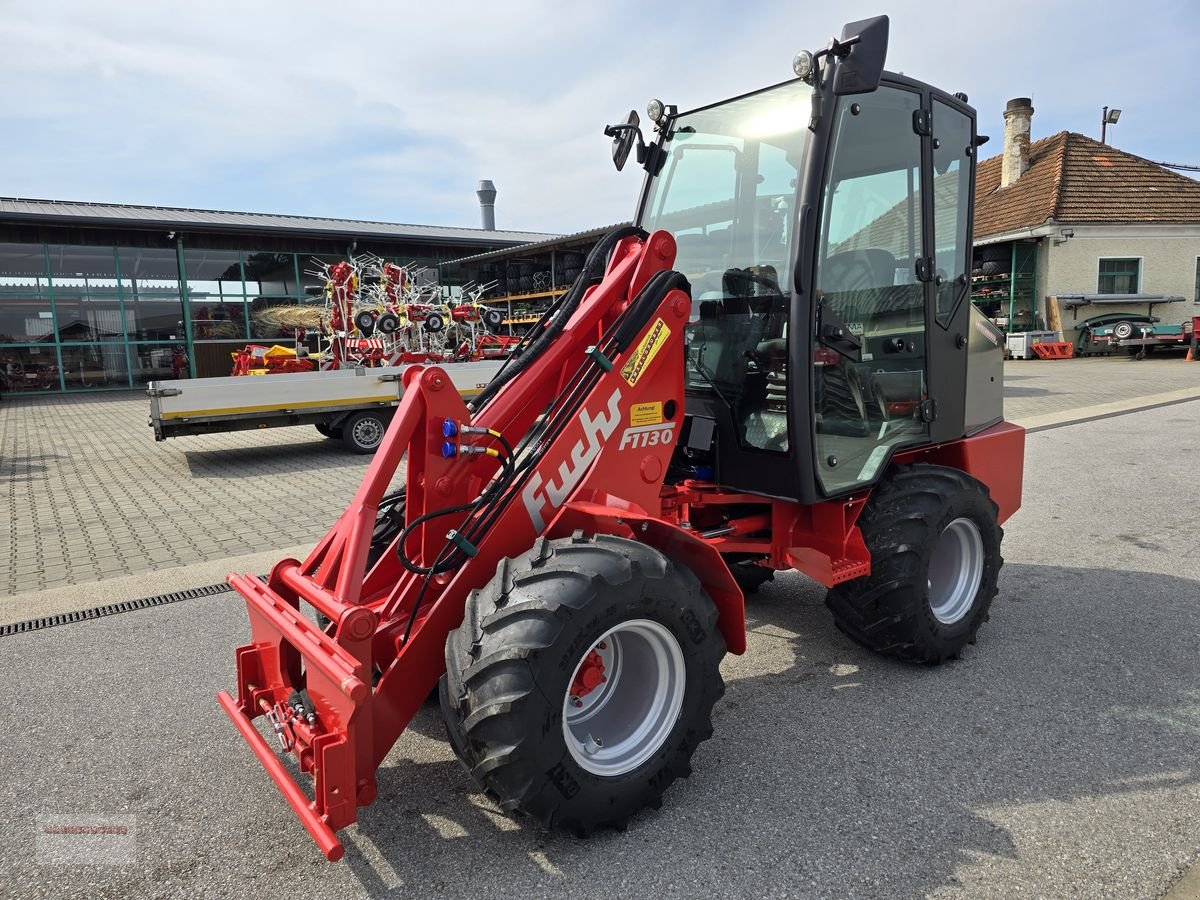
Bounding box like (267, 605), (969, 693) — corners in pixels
(477, 180), (497, 231)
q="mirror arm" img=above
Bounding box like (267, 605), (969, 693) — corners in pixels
(604, 123), (647, 152)
(827, 33), (862, 59)
(643, 141), (668, 177)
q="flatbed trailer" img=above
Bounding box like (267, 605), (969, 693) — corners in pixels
(147, 360), (503, 452)
(1110, 316), (1198, 358)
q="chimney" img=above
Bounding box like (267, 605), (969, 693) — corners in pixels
(1001, 98), (1034, 188)
(476, 180), (497, 231)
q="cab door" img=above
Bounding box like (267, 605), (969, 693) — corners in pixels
(924, 94), (976, 443)
(810, 83), (930, 496)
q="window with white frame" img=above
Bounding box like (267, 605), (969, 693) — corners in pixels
(1097, 258), (1140, 294)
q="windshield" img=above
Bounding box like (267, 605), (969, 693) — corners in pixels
(639, 80), (812, 453)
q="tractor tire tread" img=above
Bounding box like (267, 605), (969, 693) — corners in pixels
(826, 463), (1003, 664)
(440, 533), (725, 834)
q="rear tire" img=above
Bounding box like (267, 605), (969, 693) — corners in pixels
(441, 533), (726, 834)
(826, 464), (1003, 664)
(315, 422), (341, 439)
(368, 488), (406, 569)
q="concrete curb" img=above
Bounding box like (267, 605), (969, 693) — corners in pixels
(1009, 386), (1200, 431)
(0, 543), (313, 626)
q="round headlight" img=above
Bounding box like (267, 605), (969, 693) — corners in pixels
(792, 50), (814, 79)
(646, 98), (666, 123)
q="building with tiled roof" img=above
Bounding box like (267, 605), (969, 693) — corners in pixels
(970, 98), (1200, 344)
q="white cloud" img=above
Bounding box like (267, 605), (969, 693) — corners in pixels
(2, 0), (1197, 233)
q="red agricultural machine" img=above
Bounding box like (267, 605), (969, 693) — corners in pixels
(220, 15), (1024, 860)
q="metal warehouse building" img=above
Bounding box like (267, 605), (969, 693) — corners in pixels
(0, 197), (551, 391)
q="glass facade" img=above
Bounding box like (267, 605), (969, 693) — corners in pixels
(0, 236), (485, 392)
(0, 242), (189, 393)
(120, 247), (186, 342)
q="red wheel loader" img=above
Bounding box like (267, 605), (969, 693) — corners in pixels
(219, 15), (1024, 860)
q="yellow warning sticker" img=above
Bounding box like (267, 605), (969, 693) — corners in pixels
(620, 318), (671, 386)
(630, 401), (663, 427)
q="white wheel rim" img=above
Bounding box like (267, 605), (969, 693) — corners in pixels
(352, 417), (383, 449)
(562, 619), (686, 777)
(927, 517), (985, 625)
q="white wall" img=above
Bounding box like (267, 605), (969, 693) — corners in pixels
(1044, 224), (1200, 334)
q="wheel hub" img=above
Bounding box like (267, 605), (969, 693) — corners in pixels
(927, 516), (985, 625)
(570, 648), (608, 702)
(562, 619), (685, 777)
(353, 418), (383, 449)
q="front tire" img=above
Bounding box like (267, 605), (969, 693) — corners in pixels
(441, 533), (726, 834)
(826, 464), (1003, 664)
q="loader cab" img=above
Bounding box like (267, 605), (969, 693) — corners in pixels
(632, 32), (978, 503)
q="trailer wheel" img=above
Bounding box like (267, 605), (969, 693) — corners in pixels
(441, 533), (725, 834)
(315, 422), (341, 439)
(341, 410), (388, 454)
(826, 464), (1002, 664)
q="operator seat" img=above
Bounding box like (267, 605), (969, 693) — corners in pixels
(821, 248), (897, 295)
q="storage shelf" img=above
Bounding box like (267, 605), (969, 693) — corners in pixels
(480, 288), (567, 304)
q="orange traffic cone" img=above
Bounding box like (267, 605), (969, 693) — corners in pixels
(1188, 343), (1195, 361)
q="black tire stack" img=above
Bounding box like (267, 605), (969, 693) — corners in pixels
(559, 251), (584, 287)
(975, 243), (1010, 278)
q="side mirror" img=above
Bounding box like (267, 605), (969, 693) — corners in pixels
(832, 15), (889, 96)
(606, 110), (641, 171)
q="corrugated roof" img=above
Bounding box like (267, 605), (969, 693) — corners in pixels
(446, 222), (631, 265)
(0, 197), (557, 247)
(974, 132), (1200, 239)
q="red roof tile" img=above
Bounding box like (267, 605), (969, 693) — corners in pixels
(974, 131), (1200, 239)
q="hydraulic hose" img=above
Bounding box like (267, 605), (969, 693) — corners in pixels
(456, 266), (691, 550)
(398, 240), (684, 633)
(468, 224), (647, 412)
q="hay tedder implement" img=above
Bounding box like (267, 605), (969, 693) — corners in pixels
(219, 16), (1025, 860)
(230, 255), (513, 376)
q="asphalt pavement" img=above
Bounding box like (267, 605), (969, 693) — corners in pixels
(1, 398), (1198, 898)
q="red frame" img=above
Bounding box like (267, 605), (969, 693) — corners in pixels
(220, 232), (1026, 859)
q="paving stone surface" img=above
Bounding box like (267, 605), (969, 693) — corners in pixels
(1, 355), (1196, 597)
(1001, 354), (1199, 421)
(0, 394), (387, 597)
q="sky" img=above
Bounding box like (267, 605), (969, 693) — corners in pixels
(2, 0), (1198, 235)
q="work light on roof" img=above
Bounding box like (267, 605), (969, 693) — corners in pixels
(792, 50), (814, 79)
(646, 99), (666, 124)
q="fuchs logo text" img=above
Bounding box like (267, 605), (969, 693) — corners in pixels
(523, 389), (623, 531)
